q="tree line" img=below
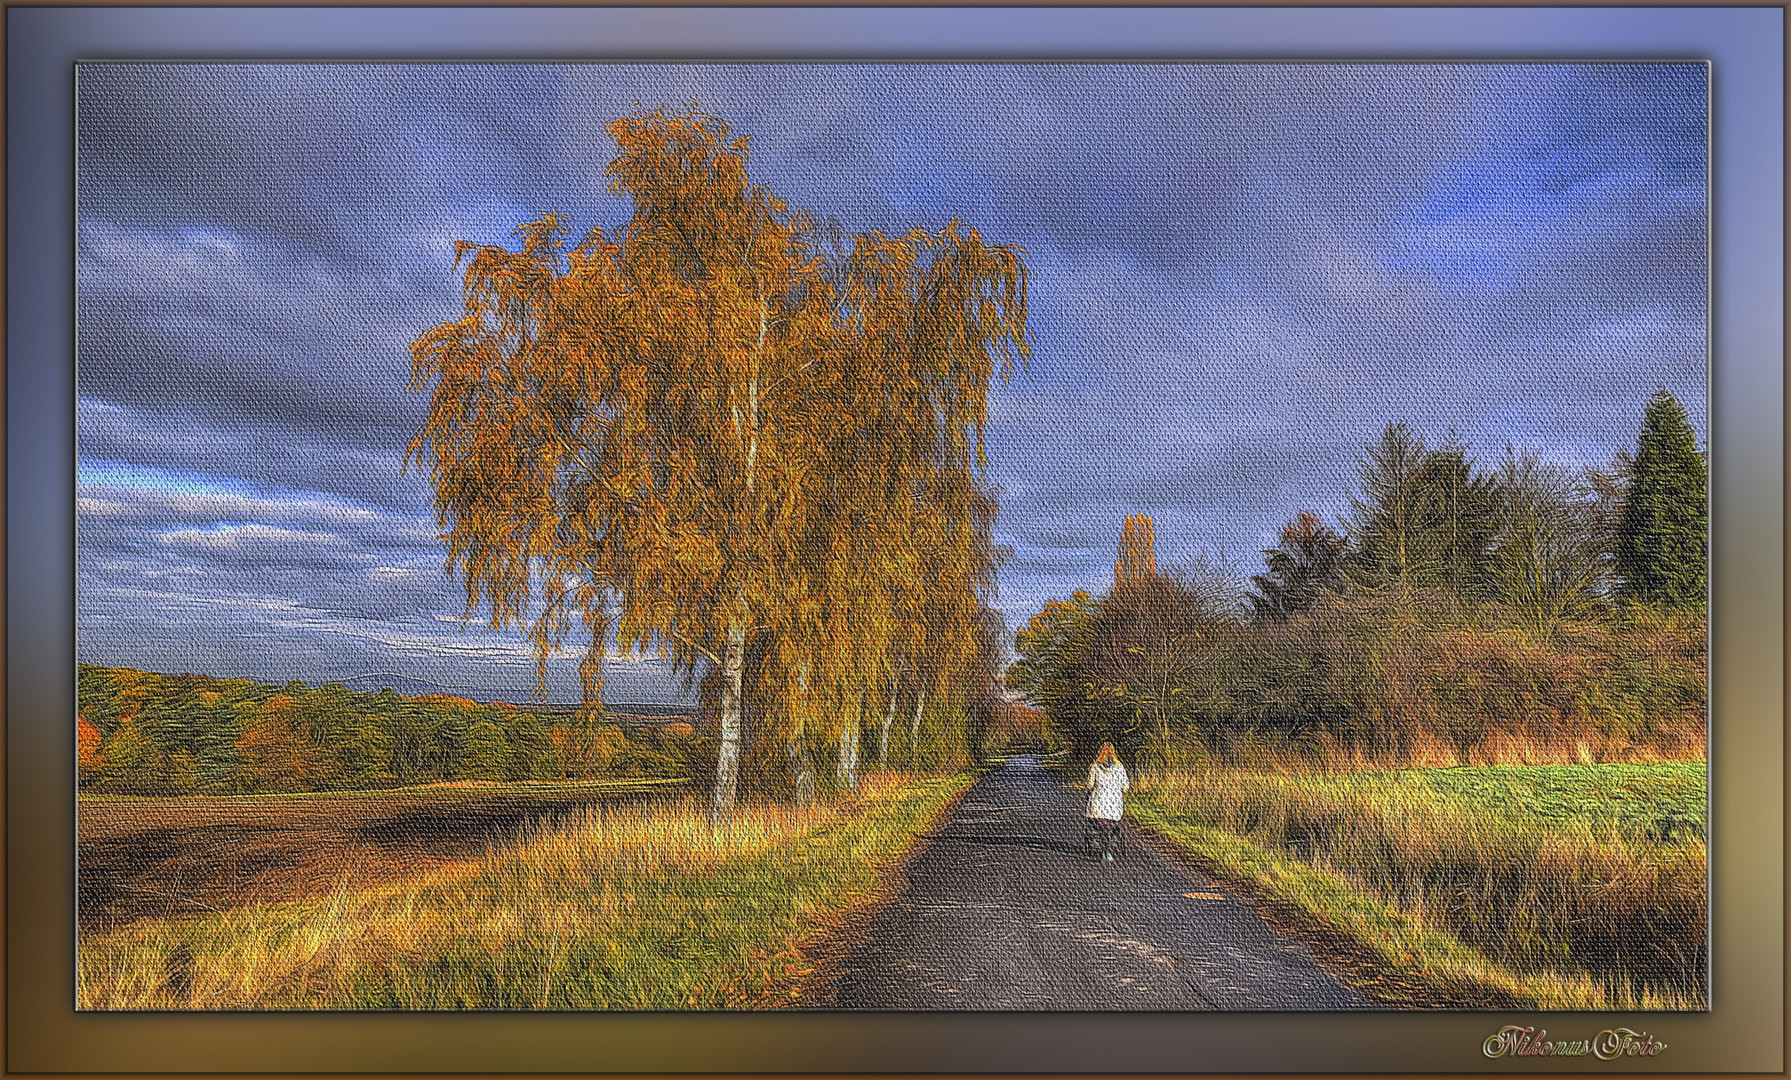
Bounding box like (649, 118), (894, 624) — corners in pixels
(77, 664), (686, 795)
(408, 107), (1026, 817)
(1010, 392), (1708, 771)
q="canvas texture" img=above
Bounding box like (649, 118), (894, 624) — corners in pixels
(74, 62), (1708, 1011)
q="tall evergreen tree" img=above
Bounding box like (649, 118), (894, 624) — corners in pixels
(1346, 424), (1430, 591)
(1615, 390), (1708, 608)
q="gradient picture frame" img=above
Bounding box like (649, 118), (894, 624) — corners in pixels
(11, 5), (1784, 1073)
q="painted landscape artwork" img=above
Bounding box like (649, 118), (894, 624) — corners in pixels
(75, 63), (1708, 1011)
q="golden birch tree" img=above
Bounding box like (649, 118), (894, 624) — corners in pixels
(410, 106), (1028, 818)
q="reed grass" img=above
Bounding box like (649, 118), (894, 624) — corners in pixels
(77, 772), (971, 1010)
(1131, 762), (1706, 1010)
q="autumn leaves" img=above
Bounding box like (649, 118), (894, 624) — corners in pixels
(409, 107), (1030, 819)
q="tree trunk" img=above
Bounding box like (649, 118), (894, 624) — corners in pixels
(788, 740), (816, 805)
(880, 689), (896, 765)
(787, 662), (816, 804)
(711, 621), (746, 823)
(910, 689), (927, 763)
(839, 705), (860, 792)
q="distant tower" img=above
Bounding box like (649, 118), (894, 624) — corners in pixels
(1115, 513), (1158, 586)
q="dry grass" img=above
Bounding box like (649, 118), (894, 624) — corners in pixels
(1131, 762), (1707, 1010)
(1160, 724), (1705, 775)
(77, 771), (971, 1010)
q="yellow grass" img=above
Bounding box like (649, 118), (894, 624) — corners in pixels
(78, 771), (971, 1010)
(1131, 763), (1707, 1010)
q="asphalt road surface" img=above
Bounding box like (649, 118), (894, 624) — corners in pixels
(833, 756), (1382, 1010)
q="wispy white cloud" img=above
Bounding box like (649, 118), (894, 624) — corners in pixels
(159, 523), (338, 548)
(84, 483), (386, 525)
(76, 497), (130, 516)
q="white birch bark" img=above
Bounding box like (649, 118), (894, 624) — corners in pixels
(711, 620), (746, 823)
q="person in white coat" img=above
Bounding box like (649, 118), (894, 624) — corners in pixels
(1085, 742), (1130, 862)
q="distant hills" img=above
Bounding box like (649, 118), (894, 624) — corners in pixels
(340, 673), (482, 697)
(339, 673), (694, 718)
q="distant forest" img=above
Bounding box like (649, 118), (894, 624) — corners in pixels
(77, 664), (691, 795)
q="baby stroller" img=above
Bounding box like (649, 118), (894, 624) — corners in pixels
(1082, 817), (1126, 861)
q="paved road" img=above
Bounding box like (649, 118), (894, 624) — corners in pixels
(833, 756), (1382, 1010)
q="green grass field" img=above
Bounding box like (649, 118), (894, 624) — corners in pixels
(1257, 761), (1706, 838)
(77, 773), (971, 1010)
(1131, 761), (1707, 1010)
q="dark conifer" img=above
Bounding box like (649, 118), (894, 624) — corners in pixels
(1615, 390), (1707, 608)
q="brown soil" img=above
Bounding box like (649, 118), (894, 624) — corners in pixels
(77, 784), (680, 934)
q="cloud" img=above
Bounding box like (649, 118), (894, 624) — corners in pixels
(83, 484), (383, 526)
(299, 562), (458, 620)
(77, 217), (441, 450)
(76, 575), (684, 702)
(73, 62), (1707, 696)
(159, 523), (339, 549)
(77, 475), (440, 563)
(78, 396), (430, 513)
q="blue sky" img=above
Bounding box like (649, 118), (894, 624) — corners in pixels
(75, 63), (1707, 702)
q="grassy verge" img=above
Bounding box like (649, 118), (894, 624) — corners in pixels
(1130, 762), (1706, 1010)
(77, 772), (972, 1010)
